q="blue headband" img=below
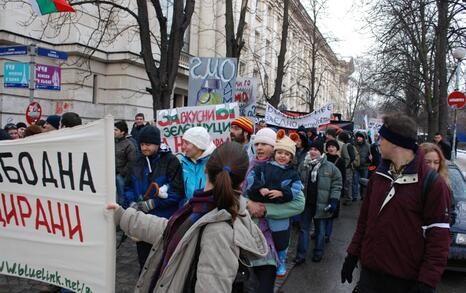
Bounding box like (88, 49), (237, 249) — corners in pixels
(223, 166), (231, 173)
(378, 125), (418, 151)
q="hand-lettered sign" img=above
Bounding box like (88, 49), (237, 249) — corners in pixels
(188, 57), (237, 106)
(156, 103), (239, 157)
(235, 77), (257, 118)
(0, 117), (116, 293)
(265, 103), (333, 129)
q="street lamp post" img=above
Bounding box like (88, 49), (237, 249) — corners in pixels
(451, 47), (466, 161)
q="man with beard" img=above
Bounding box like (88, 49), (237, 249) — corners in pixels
(230, 116), (255, 159)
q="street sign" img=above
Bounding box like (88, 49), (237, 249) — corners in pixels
(37, 47), (68, 60)
(3, 62), (29, 88)
(25, 101), (42, 125)
(0, 46), (28, 56)
(447, 91), (466, 109)
(35, 64), (61, 90)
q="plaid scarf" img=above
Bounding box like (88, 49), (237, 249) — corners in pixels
(310, 155), (324, 183)
(152, 189), (216, 285)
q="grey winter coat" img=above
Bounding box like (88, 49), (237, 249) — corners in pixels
(115, 136), (137, 176)
(298, 154), (342, 219)
(114, 196), (268, 293)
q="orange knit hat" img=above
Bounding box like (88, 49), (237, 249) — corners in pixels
(231, 117), (254, 135)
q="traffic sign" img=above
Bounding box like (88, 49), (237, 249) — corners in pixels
(25, 102), (42, 125)
(37, 47), (68, 60)
(0, 46), (28, 56)
(447, 91), (466, 109)
(3, 62), (29, 88)
(35, 64), (61, 90)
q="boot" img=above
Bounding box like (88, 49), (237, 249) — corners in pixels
(276, 249), (288, 278)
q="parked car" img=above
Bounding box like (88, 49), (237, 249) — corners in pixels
(447, 162), (466, 272)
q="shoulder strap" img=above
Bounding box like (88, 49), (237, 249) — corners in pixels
(421, 169), (439, 208)
(183, 225), (206, 293)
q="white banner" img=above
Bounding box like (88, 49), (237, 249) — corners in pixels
(0, 117), (116, 293)
(235, 77), (256, 118)
(265, 103), (333, 129)
(156, 103), (240, 157)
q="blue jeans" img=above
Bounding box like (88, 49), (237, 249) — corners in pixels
(313, 218), (330, 258)
(325, 218), (333, 238)
(116, 174), (126, 205)
(352, 167), (368, 200)
(297, 205), (313, 259)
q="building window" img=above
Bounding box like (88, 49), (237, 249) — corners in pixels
(92, 74), (98, 104)
(254, 31), (261, 55)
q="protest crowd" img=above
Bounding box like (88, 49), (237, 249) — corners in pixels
(0, 109), (454, 293)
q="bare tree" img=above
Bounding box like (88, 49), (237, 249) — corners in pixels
(225, 0), (248, 59)
(2, 0), (195, 116)
(269, 0), (290, 107)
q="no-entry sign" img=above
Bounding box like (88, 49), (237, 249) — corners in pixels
(25, 101), (42, 125)
(447, 91), (466, 109)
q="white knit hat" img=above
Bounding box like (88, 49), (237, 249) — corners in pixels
(183, 127), (211, 150)
(274, 129), (298, 157)
(254, 128), (276, 146)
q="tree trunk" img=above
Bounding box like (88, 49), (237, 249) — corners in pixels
(225, 0), (248, 59)
(269, 0), (289, 108)
(435, 0), (449, 135)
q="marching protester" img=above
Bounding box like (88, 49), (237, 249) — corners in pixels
(114, 120), (137, 205)
(181, 126), (216, 201)
(420, 142), (450, 186)
(24, 124), (43, 137)
(295, 140), (342, 264)
(122, 125), (185, 270)
(230, 116), (255, 159)
(325, 128), (343, 153)
(341, 113), (451, 293)
(295, 130), (311, 166)
(16, 122), (27, 138)
(4, 123), (20, 139)
(107, 142), (268, 292)
(338, 131), (355, 205)
(247, 129), (303, 277)
(368, 132), (381, 175)
(352, 132), (370, 200)
(60, 112), (82, 128)
(244, 127), (305, 292)
(324, 139), (346, 242)
(131, 113), (148, 145)
(42, 115), (61, 132)
(433, 132), (452, 160)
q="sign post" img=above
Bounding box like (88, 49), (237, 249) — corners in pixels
(448, 91), (466, 162)
(29, 44), (36, 103)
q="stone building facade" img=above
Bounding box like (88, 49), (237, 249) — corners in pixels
(0, 0), (352, 125)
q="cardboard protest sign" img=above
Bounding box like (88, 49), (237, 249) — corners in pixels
(0, 117), (116, 293)
(265, 103), (333, 129)
(156, 103), (239, 157)
(234, 77), (257, 118)
(188, 57), (237, 106)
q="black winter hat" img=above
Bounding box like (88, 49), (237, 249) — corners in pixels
(310, 140), (324, 154)
(355, 132), (366, 140)
(139, 125), (161, 145)
(297, 125), (306, 133)
(16, 122), (27, 129)
(325, 139), (340, 151)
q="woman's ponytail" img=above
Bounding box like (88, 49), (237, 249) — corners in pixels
(206, 142), (249, 221)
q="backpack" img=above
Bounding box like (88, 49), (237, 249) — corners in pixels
(183, 224), (256, 293)
(351, 144), (361, 169)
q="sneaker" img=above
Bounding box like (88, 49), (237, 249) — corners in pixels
(312, 255), (322, 262)
(276, 263), (287, 278)
(294, 256), (306, 265)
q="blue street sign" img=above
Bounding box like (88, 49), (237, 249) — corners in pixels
(0, 46), (28, 56)
(3, 62), (29, 88)
(37, 47), (68, 60)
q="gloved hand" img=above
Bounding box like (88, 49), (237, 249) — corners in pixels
(136, 199), (155, 213)
(327, 199), (339, 213)
(158, 185), (168, 199)
(341, 254), (358, 283)
(409, 282), (435, 293)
